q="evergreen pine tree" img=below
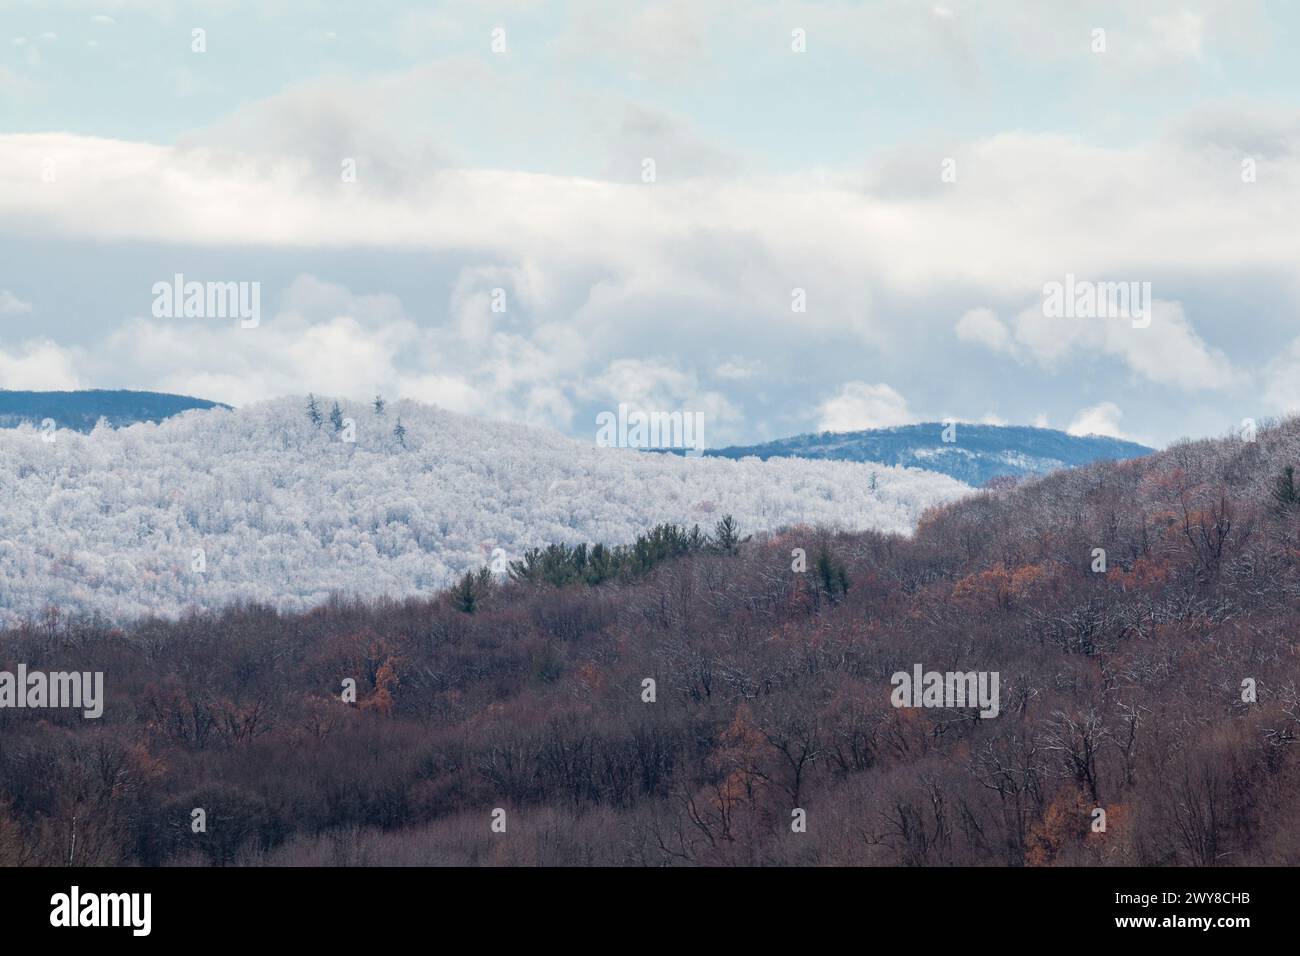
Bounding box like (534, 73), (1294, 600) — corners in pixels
(306, 394), (323, 429)
(328, 401), (344, 432)
(393, 418), (406, 448)
(713, 514), (746, 555)
(452, 567), (491, 613)
(1272, 465), (1300, 515)
(372, 395), (386, 415)
(816, 542), (850, 603)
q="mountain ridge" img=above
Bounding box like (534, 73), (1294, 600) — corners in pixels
(690, 421), (1154, 486)
(0, 388), (229, 431)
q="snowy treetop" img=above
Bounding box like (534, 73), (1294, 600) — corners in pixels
(0, 397), (971, 624)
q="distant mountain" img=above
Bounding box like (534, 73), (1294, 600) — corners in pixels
(0, 389), (228, 431)
(698, 423), (1154, 486)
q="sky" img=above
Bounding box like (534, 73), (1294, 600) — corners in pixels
(2, 0), (1300, 449)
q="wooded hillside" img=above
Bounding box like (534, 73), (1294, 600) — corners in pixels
(3, 418), (1298, 866)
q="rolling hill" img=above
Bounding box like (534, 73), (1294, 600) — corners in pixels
(0, 396), (969, 623)
(696, 422), (1154, 486)
(0, 389), (228, 431)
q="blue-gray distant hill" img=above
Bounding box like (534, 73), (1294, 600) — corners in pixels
(0, 389), (229, 432)
(696, 423), (1154, 486)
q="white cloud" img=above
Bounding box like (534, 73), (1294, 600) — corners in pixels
(0, 290), (33, 315)
(585, 357), (740, 438)
(1263, 336), (1300, 415)
(1101, 300), (1238, 391)
(5, 127), (1300, 307)
(0, 94), (1296, 445)
(955, 307), (1008, 351)
(1144, 11), (1205, 62)
(0, 340), (81, 389)
(1067, 401), (1126, 439)
(557, 0), (721, 84)
(1168, 99), (1300, 157)
(1007, 299), (1238, 392)
(63, 276), (430, 409)
(714, 356), (766, 380)
(598, 102), (741, 181)
(8, 273), (752, 442)
(817, 382), (913, 432)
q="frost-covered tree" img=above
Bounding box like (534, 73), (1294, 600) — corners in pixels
(329, 401), (345, 432)
(0, 396), (970, 625)
(372, 395), (386, 416)
(306, 394), (323, 429)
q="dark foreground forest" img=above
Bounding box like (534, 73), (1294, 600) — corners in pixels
(4, 419), (1300, 867)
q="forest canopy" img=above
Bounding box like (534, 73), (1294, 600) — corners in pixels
(2, 417), (1300, 866)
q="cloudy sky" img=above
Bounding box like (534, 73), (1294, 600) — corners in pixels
(2, 0), (1299, 448)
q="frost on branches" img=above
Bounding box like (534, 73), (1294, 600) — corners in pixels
(0, 397), (971, 624)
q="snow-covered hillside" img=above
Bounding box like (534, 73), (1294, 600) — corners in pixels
(0, 398), (971, 624)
